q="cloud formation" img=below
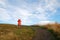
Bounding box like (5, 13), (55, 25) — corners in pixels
(37, 21), (55, 25)
(0, 0), (60, 25)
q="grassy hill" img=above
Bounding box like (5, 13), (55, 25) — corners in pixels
(0, 24), (60, 40)
(44, 23), (60, 39)
(0, 24), (36, 40)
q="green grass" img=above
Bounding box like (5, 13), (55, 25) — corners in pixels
(0, 24), (60, 40)
(0, 24), (36, 40)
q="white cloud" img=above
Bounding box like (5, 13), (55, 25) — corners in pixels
(13, 8), (32, 25)
(5, 6), (33, 25)
(0, 8), (11, 21)
(0, 0), (7, 8)
(37, 21), (55, 25)
(0, 0), (59, 25)
(0, 0), (5, 5)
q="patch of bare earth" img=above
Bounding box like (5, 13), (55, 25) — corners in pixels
(32, 29), (56, 40)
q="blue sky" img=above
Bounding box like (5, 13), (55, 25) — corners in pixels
(0, 0), (60, 25)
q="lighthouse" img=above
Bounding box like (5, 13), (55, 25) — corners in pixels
(17, 19), (21, 28)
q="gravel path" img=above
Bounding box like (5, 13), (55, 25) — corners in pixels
(32, 28), (56, 40)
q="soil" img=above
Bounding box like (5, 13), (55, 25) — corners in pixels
(32, 28), (56, 40)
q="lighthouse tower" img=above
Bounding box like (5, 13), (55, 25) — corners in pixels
(17, 19), (21, 28)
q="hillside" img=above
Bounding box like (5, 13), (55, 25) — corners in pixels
(0, 24), (35, 40)
(0, 24), (60, 40)
(45, 23), (60, 39)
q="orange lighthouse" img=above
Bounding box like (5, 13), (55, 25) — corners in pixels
(17, 19), (21, 27)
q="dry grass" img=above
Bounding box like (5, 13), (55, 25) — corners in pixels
(44, 23), (60, 39)
(0, 23), (60, 40)
(0, 24), (35, 40)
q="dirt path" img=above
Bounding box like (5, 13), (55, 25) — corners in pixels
(32, 28), (56, 40)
